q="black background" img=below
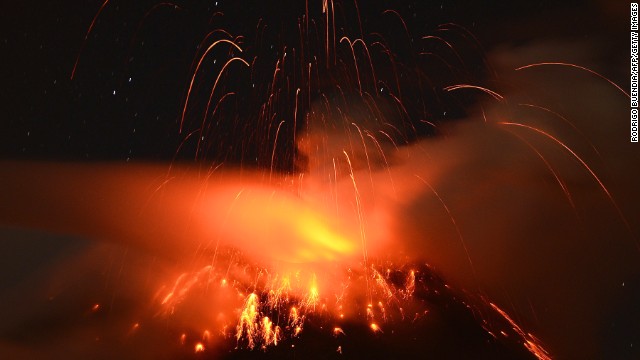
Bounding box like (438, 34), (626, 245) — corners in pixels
(0, 0), (626, 164)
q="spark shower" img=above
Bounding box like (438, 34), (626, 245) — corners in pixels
(0, 1), (638, 359)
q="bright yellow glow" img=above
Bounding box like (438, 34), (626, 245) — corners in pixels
(295, 215), (357, 261)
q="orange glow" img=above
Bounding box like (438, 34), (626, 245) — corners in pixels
(236, 293), (260, 348)
(294, 216), (356, 262)
(489, 303), (550, 360)
(370, 323), (382, 333)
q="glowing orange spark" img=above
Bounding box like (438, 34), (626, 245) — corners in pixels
(444, 84), (504, 101)
(343, 150), (371, 302)
(382, 9), (410, 43)
(415, 175), (476, 281)
(236, 293), (260, 349)
(71, 0), (110, 80)
(304, 274), (320, 311)
(404, 270), (415, 299)
(489, 303), (550, 360)
(370, 323), (382, 333)
(261, 317), (280, 346)
(499, 121), (635, 241)
(352, 122), (375, 193)
(340, 37), (364, 94)
(180, 40), (246, 133)
(518, 103), (603, 160)
(422, 35), (465, 67)
(515, 62), (629, 98)
(201, 56), (251, 129)
(499, 127), (576, 211)
(270, 120), (286, 182)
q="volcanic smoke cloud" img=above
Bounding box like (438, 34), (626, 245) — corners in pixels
(1, 11), (639, 360)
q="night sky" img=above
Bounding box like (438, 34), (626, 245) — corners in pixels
(1, 0), (625, 165)
(0, 1), (638, 359)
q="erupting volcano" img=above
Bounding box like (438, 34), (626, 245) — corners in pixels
(1, 1), (638, 359)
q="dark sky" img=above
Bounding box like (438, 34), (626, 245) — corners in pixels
(0, 0), (625, 165)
